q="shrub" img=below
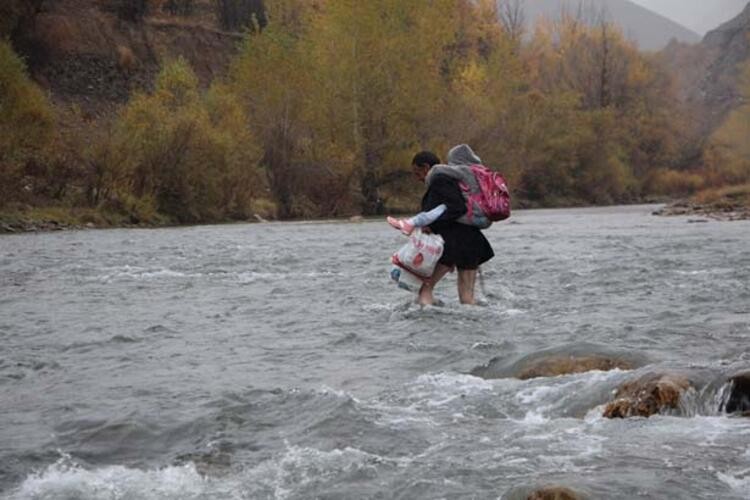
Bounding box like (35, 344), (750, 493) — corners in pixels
(646, 169), (705, 196)
(0, 40), (54, 206)
(113, 58), (264, 222)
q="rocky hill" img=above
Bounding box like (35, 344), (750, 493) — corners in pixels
(518, 0), (701, 51)
(660, 2), (750, 135)
(3, 0), (264, 115)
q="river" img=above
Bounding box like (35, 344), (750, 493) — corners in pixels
(1, 205), (749, 499)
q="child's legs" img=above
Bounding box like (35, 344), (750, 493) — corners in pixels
(457, 268), (477, 305)
(418, 263), (452, 306)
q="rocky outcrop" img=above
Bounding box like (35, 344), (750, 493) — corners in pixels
(653, 185), (750, 221)
(653, 200), (750, 221)
(9, 0), (246, 114)
(603, 373), (693, 418)
(661, 3), (750, 135)
(699, 2), (750, 123)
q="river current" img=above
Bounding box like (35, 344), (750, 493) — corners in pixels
(1, 205), (749, 499)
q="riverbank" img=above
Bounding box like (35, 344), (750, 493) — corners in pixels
(652, 184), (750, 221)
(0, 205), (369, 234)
(0, 206), (158, 234)
(3, 186), (748, 235)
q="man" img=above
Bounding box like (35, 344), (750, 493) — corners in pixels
(409, 149), (494, 305)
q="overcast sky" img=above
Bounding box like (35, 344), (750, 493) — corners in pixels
(629, 0), (748, 35)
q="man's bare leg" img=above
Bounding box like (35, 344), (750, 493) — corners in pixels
(418, 264), (452, 306)
(457, 268), (477, 305)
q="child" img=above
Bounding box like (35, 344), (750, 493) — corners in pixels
(386, 144), (495, 234)
(386, 204), (446, 235)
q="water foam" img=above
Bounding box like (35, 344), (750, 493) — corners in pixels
(8, 458), (219, 500)
(245, 443), (407, 499)
(98, 266), (190, 283)
(717, 468), (750, 493)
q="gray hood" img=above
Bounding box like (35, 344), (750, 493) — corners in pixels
(447, 144), (481, 166)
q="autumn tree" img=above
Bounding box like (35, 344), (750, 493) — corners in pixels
(228, 0), (316, 218)
(305, 0), (457, 215)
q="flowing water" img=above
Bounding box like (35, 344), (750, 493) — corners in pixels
(1, 205), (749, 499)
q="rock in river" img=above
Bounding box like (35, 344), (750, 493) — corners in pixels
(603, 373), (693, 418)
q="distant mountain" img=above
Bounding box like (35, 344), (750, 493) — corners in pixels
(660, 2), (750, 134)
(629, 0), (748, 36)
(516, 0), (701, 50)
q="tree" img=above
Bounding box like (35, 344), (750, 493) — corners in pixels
(497, 0), (525, 53)
(306, 0), (456, 215)
(229, 0), (314, 218)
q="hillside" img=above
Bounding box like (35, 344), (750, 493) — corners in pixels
(519, 0), (701, 50)
(2, 0), (748, 231)
(3, 0), (263, 114)
(660, 2), (750, 136)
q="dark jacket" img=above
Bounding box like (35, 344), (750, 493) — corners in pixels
(422, 173), (494, 270)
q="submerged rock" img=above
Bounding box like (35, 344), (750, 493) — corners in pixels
(603, 373), (693, 418)
(471, 344), (643, 380)
(516, 355), (634, 380)
(502, 485), (585, 500)
(724, 372), (750, 415)
(527, 487), (584, 500)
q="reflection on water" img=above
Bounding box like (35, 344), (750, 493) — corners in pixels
(1, 205), (749, 499)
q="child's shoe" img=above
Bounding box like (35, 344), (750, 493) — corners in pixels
(387, 216), (415, 235)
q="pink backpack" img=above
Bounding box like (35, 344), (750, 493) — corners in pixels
(463, 165), (511, 222)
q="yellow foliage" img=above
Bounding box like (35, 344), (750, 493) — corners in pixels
(647, 169), (705, 196)
(113, 58), (263, 222)
(0, 40), (54, 205)
(0, 41), (54, 161)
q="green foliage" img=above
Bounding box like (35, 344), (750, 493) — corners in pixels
(0, 40), (54, 206)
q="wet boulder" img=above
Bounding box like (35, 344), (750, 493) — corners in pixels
(527, 486), (584, 500)
(516, 355), (634, 380)
(471, 343), (644, 380)
(723, 372), (750, 416)
(603, 373), (693, 418)
(502, 485), (585, 500)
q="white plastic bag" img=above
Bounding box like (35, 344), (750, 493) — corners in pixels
(390, 229), (444, 291)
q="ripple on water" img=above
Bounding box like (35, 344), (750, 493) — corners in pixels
(2, 208), (750, 499)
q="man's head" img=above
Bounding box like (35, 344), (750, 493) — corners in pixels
(411, 151), (440, 183)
